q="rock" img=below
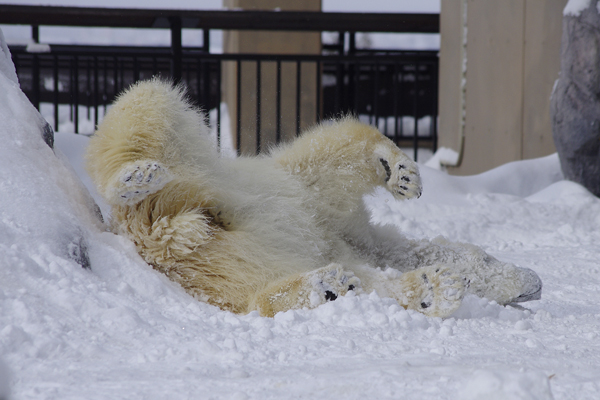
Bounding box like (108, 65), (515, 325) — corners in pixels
(551, 2), (600, 197)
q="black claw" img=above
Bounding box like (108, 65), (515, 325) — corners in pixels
(325, 290), (338, 301)
(401, 176), (411, 182)
(398, 164), (406, 170)
(400, 186), (408, 191)
(422, 273), (429, 284)
(421, 301), (431, 309)
(348, 285), (355, 291)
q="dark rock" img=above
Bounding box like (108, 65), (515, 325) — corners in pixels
(551, 3), (600, 197)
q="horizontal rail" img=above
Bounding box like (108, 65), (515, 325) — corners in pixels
(0, 4), (439, 33)
(9, 44), (438, 62)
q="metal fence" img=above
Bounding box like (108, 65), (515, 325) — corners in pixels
(3, 5), (439, 159)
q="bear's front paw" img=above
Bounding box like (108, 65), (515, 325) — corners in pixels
(399, 265), (465, 318)
(375, 147), (422, 200)
(306, 264), (361, 308)
(112, 160), (172, 205)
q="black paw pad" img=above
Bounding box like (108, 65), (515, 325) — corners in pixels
(420, 301), (431, 309)
(348, 285), (355, 291)
(379, 158), (391, 182)
(325, 290), (338, 301)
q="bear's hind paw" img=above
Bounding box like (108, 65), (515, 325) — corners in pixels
(399, 265), (465, 318)
(112, 160), (172, 205)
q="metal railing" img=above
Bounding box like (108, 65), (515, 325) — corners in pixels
(2, 5), (439, 159)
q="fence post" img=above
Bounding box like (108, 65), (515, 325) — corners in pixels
(169, 16), (182, 84)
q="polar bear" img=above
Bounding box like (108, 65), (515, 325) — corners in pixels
(85, 78), (541, 318)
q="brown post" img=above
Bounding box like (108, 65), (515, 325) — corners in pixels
(222, 0), (322, 155)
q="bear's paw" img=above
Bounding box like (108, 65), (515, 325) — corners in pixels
(375, 144), (422, 200)
(399, 265), (466, 318)
(306, 264), (361, 308)
(112, 160), (172, 205)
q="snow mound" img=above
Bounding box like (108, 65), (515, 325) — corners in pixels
(459, 368), (554, 400)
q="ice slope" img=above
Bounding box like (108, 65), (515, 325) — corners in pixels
(2, 51), (600, 400)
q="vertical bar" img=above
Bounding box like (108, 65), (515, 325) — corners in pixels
(86, 58), (91, 121)
(393, 62), (399, 142)
(368, 64), (373, 125)
(119, 59), (124, 92)
(256, 60), (261, 154)
(276, 59), (281, 143)
(316, 60), (321, 123)
(335, 60), (342, 114)
(53, 56), (59, 131)
(296, 60), (301, 136)
(203, 29), (210, 53)
(216, 60), (222, 150)
(32, 57), (40, 110)
(374, 62), (379, 129)
(31, 25), (40, 110)
(431, 60), (439, 152)
(103, 57), (108, 113)
(169, 16), (182, 84)
(413, 62), (419, 161)
(354, 60), (360, 118)
(31, 25), (39, 42)
(94, 56), (99, 127)
(69, 57), (74, 122)
(113, 56), (118, 99)
(197, 58), (202, 106)
(338, 31), (345, 54)
(133, 56), (139, 82)
(203, 58), (210, 110)
(74, 56), (79, 134)
(236, 59), (242, 155)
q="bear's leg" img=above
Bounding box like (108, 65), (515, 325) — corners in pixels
(419, 238), (542, 305)
(110, 160), (172, 205)
(251, 264), (361, 317)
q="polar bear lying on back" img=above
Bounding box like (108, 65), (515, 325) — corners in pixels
(85, 79), (541, 318)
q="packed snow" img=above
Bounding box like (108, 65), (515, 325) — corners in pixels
(2, 31), (600, 400)
(563, 0), (594, 16)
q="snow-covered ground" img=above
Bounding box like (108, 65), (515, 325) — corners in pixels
(3, 15), (600, 400)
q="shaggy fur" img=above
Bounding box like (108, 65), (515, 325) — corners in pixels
(86, 78), (541, 318)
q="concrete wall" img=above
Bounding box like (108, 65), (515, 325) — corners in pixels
(222, 0), (321, 155)
(438, 0), (567, 175)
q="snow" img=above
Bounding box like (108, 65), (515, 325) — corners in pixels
(0, 29), (18, 85)
(563, 0), (594, 16)
(3, 30), (600, 400)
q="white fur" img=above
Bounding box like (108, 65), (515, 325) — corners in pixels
(85, 79), (541, 318)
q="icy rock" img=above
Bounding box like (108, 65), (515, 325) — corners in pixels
(0, 38), (103, 270)
(551, 2), (600, 197)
